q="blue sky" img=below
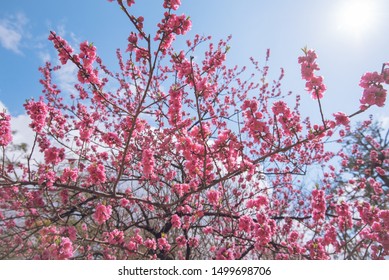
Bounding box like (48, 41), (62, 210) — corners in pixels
(1, 0), (388, 128)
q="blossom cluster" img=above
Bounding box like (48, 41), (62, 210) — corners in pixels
(105, 229), (124, 245)
(156, 13), (192, 53)
(206, 190), (220, 207)
(0, 112), (12, 146)
(172, 183), (190, 196)
(77, 41), (100, 85)
(60, 167), (78, 183)
(359, 71), (387, 108)
(163, 0), (181, 10)
(333, 111), (350, 127)
(48, 32), (74, 65)
(158, 13), (191, 36)
(34, 227), (74, 260)
(168, 85), (183, 125)
(142, 148), (155, 178)
(241, 99), (270, 142)
(335, 201), (353, 229)
(87, 163), (107, 185)
(311, 189), (326, 222)
(44, 146), (65, 165)
(1, 0), (389, 261)
(271, 100), (302, 136)
(298, 49), (326, 99)
(172, 51), (192, 83)
(24, 99), (48, 133)
(93, 204), (112, 225)
(171, 214), (182, 228)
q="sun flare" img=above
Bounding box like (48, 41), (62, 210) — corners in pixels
(335, 0), (378, 38)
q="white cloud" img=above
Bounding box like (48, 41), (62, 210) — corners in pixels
(0, 100), (8, 112)
(38, 51), (51, 63)
(55, 62), (78, 95)
(0, 101), (43, 163)
(0, 13), (28, 54)
(10, 114), (35, 147)
(380, 115), (389, 130)
(56, 23), (80, 45)
(0, 25), (22, 54)
(0, 100), (33, 147)
(0, 99), (41, 163)
(38, 22), (81, 95)
(56, 24), (66, 37)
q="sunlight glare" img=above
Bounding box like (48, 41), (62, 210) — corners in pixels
(336, 0), (378, 38)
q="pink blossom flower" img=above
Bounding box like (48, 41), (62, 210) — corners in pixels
(203, 50), (226, 75)
(127, 0), (135, 7)
(241, 99), (258, 111)
(371, 222), (382, 232)
(206, 190), (220, 206)
(216, 247), (235, 260)
(61, 226), (77, 241)
(157, 237), (171, 251)
(133, 232), (143, 245)
(255, 195), (269, 207)
(176, 235), (186, 247)
(0, 112), (12, 146)
(171, 214), (181, 228)
(305, 76), (326, 99)
(311, 189), (326, 222)
(173, 183), (190, 196)
(333, 112), (350, 127)
(246, 195), (268, 209)
(60, 167), (78, 183)
(163, 0), (181, 10)
(37, 165), (56, 187)
(298, 49), (326, 99)
(188, 237), (199, 248)
(120, 198), (130, 207)
(144, 238), (157, 250)
(81, 223), (87, 231)
(272, 100), (289, 115)
(48, 32), (74, 65)
(60, 190), (69, 204)
(156, 13), (191, 52)
(359, 71), (383, 88)
(57, 237), (73, 260)
(238, 215), (254, 233)
(87, 163), (107, 185)
(202, 226), (213, 234)
(336, 201), (352, 229)
(288, 231), (299, 243)
(254, 218), (276, 246)
(168, 86), (183, 125)
(360, 86), (387, 107)
(357, 202), (380, 225)
(126, 241), (137, 251)
(126, 32), (138, 52)
(359, 72), (387, 107)
(142, 149), (155, 177)
(24, 99), (48, 133)
(79, 41), (96, 67)
(323, 226), (337, 246)
(135, 47), (149, 63)
(44, 147), (65, 165)
(306, 239), (329, 260)
(102, 132), (120, 147)
(93, 204), (112, 225)
(107, 229), (124, 245)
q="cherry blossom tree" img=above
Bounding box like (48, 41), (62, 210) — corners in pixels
(0, 0), (388, 259)
(322, 120), (388, 259)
